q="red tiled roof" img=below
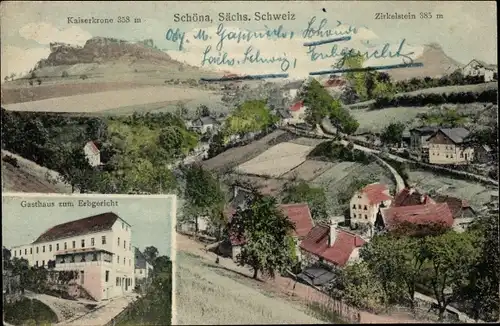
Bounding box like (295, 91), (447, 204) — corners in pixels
(382, 203), (454, 229)
(280, 203), (314, 238)
(360, 183), (392, 205)
(324, 78), (346, 88)
(299, 224), (366, 267)
(33, 212), (120, 244)
(392, 188), (435, 207)
(85, 141), (100, 154)
(289, 101), (304, 112)
(227, 203), (314, 245)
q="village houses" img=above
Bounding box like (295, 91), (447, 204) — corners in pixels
(10, 212), (135, 301)
(134, 247), (153, 282)
(409, 126), (438, 162)
(83, 141), (101, 167)
(426, 127), (474, 165)
(461, 59), (498, 82)
(190, 116), (220, 135)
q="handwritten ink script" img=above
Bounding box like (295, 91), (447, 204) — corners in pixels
(165, 16), (416, 74)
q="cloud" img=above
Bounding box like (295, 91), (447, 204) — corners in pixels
(19, 22), (92, 46)
(166, 24), (422, 79)
(1, 45), (50, 82)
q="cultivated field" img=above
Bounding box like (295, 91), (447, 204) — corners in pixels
(408, 170), (497, 208)
(2, 86), (221, 114)
(282, 160), (336, 181)
(222, 174), (288, 197)
(202, 130), (288, 173)
(351, 106), (433, 134)
(236, 142), (314, 178)
(311, 161), (395, 215)
(175, 252), (324, 325)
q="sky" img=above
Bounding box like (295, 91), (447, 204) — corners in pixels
(0, 1), (497, 80)
(2, 194), (176, 258)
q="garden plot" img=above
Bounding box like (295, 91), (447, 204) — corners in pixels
(222, 174), (287, 196)
(351, 106), (432, 134)
(282, 160), (336, 181)
(408, 170), (496, 208)
(287, 137), (328, 147)
(236, 142), (313, 178)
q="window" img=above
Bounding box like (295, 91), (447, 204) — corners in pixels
(353, 214), (356, 218)
(365, 215), (368, 220)
(129, 244), (131, 251)
(91, 238), (95, 246)
(92, 253), (98, 261)
(56, 243), (59, 251)
(102, 236), (106, 245)
(358, 205), (361, 209)
(70, 255), (75, 263)
(118, 237), (120, 246)
(24, 249), (27, 255)
(446, 155), (449, 158)
(105, 271), (109, 282)
(43, 246), (46, 253)
(124, 241), (126, 249)
(122, 222), (124, 229)
(72, 241), (76, 249)
(42, 260), (45, 266)
(36, 247), (39, 254)
(49, 245), (52, 252)
(363, 205), (367, 210)
(64, 242), (67, 250)
(123, 257), (126, 265)
(117, 255), (120, 263)
(81, 239), (85, 248)
(30, 248), (32, 254)
(116, 277), (119, 286)
(140, 270), (143, 274)
(352, 204), (356, 209)
(81, 255), (86, 262)
(35, 261), (38, 267)
(14, 250), (17, 257)
(129, 259), (131, 266)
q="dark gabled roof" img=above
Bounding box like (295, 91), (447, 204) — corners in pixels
(467, 59), (498, 70)
(409, 126), (439, 135)
(33, 212), (120, 244)
(297, 264), (336, 286)
(192, 116), (219, 127)
(427, 128), (471, 144)
(432, 194), (475, 219)
(134, 247), (148, 269)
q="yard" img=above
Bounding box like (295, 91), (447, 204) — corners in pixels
(408, 170), (497, 208)
(236, 142), (314, 178)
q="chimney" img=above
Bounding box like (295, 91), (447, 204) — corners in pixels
(328, 219), (338, 247)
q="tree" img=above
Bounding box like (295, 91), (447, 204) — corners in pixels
(180, 164), (226, 239)
(58, 145), (96, 193)
(152, 255), (172, 273)
(300, 79), (336, 125)
(282, 180), (328, 220)
(459, 213), (499, 321)
(229, 194), (296, 279)
(4, 76), (9, 82)
(37, 78), (42, 85)
(158, 126), (185, 158)
(197, 105), (210, 117)
(422, 230), (482, 321)
(30, 71), (37, 79)
(61, 71), (69, 78)
(143, 246), (159, 264)
(207, 132), (225, 158)
(361, 235), (426, 308)
(341, 53), (368, 100)
(174, 103), (188, 119)
(380, 122), (405, 146)
(341, 261), (386, 312)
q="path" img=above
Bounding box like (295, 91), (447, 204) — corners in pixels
(176, 233), (428, 324)
(60, 293), (139, 326)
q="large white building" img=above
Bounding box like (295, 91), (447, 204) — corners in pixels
(11, 212), (135, 301)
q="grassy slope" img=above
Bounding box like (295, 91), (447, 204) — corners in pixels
(4, 298), (58, 325)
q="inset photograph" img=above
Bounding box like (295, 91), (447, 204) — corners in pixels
(2, 193), (176, 326)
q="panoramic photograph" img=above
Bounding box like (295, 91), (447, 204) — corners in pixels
(2, 193), (175, 326)
(1, 1), (498, 325)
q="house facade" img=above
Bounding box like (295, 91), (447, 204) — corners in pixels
(299, 220), (366, 268)
(190, 116), (220, 134)
(462, 59), (498, 82)
(282, 80), (303, 101)
(350, 183), (392, 227)
(11, 212), (135, 301)
(409, 127), (438, 161)
(426, 128), (474, 165)
(83, 141), (101, 167)
(134, 247), (153, 281)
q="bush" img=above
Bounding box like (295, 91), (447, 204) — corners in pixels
(80, 74), (88, 80)
(2, 154), (19, 167)
(61, 71), (69, 78)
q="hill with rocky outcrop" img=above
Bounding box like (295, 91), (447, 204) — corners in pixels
(388, 43), (464, 81)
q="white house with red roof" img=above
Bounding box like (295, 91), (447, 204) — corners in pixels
(226, 203), (315, 262)
(83, 141), (101, 167)
(299, 220), (366, 268)
(288, 100), (307, 124)
(10, 212), (135, 301)
(349, 183), (392, 228)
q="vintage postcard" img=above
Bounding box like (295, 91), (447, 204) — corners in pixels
(1, 1), (498, 325)
(2, 193), (176, 326)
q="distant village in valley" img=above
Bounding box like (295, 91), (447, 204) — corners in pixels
(1, 34), (499, 325)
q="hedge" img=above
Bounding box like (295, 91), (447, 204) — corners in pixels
(371, 89), (498, 110)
